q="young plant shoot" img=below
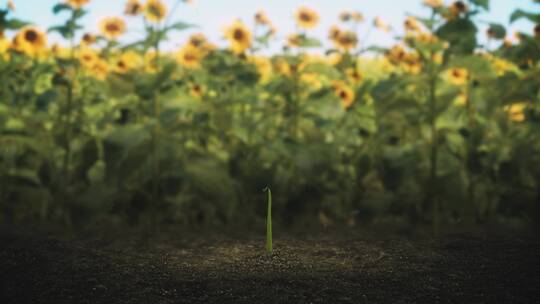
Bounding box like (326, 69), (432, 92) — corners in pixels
(263, 186), (272, 254)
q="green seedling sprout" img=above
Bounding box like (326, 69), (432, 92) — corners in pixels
(263, 186), (272, 254)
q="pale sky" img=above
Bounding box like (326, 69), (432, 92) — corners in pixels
(6, 0), (539, 53)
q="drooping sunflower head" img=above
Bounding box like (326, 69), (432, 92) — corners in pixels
(12, 26), (48, 57)
(176, 44), (203, 69)
(125, 0), (143, 16)
(224, 20), (252, 55)
(143, 0), (167, 23)
(446, 68), (469, 85)
(99, 17), (127, 40)
(295, 6), (319, 30)
(66, 0), (90, 9)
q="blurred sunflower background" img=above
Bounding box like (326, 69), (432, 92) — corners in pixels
(1, 0), (540, 231)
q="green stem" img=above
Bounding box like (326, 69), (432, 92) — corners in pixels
(263, 186), (272, 254)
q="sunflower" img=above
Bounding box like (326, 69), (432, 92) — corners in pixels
(333, 31), (358, 51)
(250, 56), (273, 83)
(12, 26), (48, 58)
(446, 68), (469, 85)
(81, 33), (97, 45)
(386, 45), (407, 65)
(505, 103), (528, 122)
(189, 83), (204, 98)
(223, 20), (252, 54)
(113, 51), (142, 73)
(0, 37), (10, 60)
(125, 0), (143, 16)
(339, 11), (352, 22)
(50, 43), (70, 59)
(404, 16), (421, 32)
(453, 91), (468, 107)
(346, 68), (363, 84)
(187, 33), (208, 49)
(66, 0), (90, 9)
(274, 58), (292, 76)
(328, 25), (341, 41)
(142, 51), (158, 73)
(295, 6), (319, 30)
(331, 80), (355, 109)
(99, 17), (126, 40)
(374, 17), (391, 32)
(143, 0), (167, 23)
(287, 34), (302, 48)
(78, 48), (100, 68)
(176, 44), (203, 69)
(89, 59), (109, 80)
(351, 11), (364, 23)
(255, 10), (272, 26)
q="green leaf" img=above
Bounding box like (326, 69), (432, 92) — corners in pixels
(436, 18), (478, 54)
(470, 0), (489, 10)
(167, 21), (197, 32)
(298, 36), (322, 48)
(4, 18), (30, 30)
(510, 9), (540, 24)
(52, 3), (72, 14)
(487, 23), (506, 40)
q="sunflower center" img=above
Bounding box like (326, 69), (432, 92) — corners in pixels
(190, 38), (203, 47)
(24, 30), (38, 43)
(339, 90), (347, 99)
(233, 29), (245, 41)
(452, 70), (462, 77)
(300, 12), (312, 22)
(184, 53), (197, 61)
(106, 23), (120, 32)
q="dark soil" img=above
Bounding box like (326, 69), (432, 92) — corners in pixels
(1, 226), (539, 303)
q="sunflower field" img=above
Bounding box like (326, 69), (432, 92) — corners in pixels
(0, 0), (539, 231)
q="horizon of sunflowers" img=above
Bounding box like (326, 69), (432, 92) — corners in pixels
(1, 0), (536, 113)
